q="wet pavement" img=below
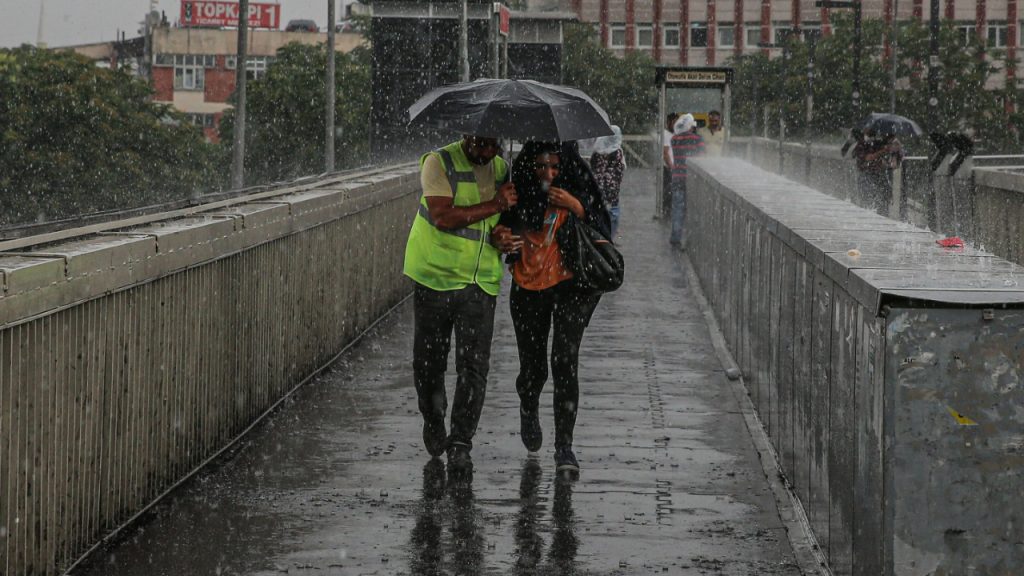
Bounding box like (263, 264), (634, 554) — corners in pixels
(72, 171), (803, 576)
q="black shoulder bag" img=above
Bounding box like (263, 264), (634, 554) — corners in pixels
(562, 215), (625, 294)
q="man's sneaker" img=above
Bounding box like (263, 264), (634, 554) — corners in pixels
(423, 417), (448, 458)
(446, 442), (474, 476)
(520, 407), (543, 452)
(554, 446), (580, 475)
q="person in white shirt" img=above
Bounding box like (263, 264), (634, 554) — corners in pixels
(661, 113), (678, 217)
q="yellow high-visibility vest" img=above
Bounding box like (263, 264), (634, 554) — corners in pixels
(403, 141), (509, 296)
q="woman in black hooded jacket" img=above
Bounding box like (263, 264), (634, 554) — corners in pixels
(497, 141), (611, 475)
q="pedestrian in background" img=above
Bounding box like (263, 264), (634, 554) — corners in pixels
(662, 113), (679, 218)
(404, 134), (522, 477)
(669, 114), (705, 249)
(853, 129), (904, 216)
(698, 110), (726, 157)
(590, 125), (626, 239)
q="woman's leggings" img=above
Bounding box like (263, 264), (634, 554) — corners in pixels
(510, 281), (601, 449)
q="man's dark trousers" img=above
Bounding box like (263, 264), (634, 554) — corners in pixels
(413, 283), (497, 450)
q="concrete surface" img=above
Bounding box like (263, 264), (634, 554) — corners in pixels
(71, 171), (803, 576)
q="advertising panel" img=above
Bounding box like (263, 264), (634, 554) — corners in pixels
(180, 1), (282, 29)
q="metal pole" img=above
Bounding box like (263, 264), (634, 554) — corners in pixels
(231, 0), (249, 189)
(890, 0), (899, 113)
(750, 75), (758, 159)
(928, 0), (940, 131)
(326, 0), (336, 172)
(806, 38), (816, 183)
(491, 3), (499, 77)
(501, 35), (508, 78)
(460, 0), (470, 81)
(852, 0), (862, 120)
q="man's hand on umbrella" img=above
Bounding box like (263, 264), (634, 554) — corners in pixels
(491, 225), (522, 253)
(495, 182), (518, 211)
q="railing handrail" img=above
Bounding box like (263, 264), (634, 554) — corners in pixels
(0, 163), (416, 254)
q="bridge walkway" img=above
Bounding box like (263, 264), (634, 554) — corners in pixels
(73, 171), (804, 576)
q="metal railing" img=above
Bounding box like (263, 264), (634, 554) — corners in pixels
(0, 164), (419, 576)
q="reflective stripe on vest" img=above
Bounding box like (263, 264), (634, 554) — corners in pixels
(423, 148), (483, 242)
(416, 204), (482, 242)
(436, 148), (477, 198)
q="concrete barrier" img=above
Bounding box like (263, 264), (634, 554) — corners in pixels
(736, 137), (1024, 269)
(0, 166), (421, 575)
(686, 157), (1024, 576)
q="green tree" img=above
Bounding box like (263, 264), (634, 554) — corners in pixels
(561, 23), (658, 136)
(727, 16), (1020, 152)
(0, 45), (220, 226)
(219, 42), (372, 184)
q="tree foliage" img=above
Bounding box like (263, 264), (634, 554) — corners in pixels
(0, 46), (220, 226)
(728, 15), (1021, 153)
(219, 42), (372, 184)
(561, 23), (658, 136)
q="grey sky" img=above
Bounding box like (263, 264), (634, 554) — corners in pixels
(0, 0), (352, 48)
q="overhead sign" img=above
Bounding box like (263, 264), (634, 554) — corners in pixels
(665, 70), (729, 84)
(180, 1), (282, 29)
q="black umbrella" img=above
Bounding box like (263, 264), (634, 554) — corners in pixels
(407, 78), (614, 142)
(858, 112), (924, 137)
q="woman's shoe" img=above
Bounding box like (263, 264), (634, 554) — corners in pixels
(520, 407), (543, 452)
(554, 446), (580, 475)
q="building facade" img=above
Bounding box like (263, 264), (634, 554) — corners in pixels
(66, 24), (364, 142)
(564, 0), (1019, 84)
(149, 26), (363, 141)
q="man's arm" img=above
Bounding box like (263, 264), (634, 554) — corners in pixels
(426, 182), (517, 230)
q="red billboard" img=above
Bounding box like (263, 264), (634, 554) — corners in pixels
(180, 1), (282, 29)
(497, 4), (510, 36)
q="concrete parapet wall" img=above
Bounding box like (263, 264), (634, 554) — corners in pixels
(0, 166), (420, 575)
(686, 157), (1024, 576)
(736, 137), (1024, 267)
(973, 167), (1024, 266)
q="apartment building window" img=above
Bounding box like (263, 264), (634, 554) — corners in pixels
(226, 56), (274, 79)
(746, 26), (764, 47)
(663, 24), (680, 48)
(636, 24), (654, 48)
(956, 25), (976, 45)
(774, 24), (796, 45)
(987, 24), (1008, 48)
(802, 25), (822, 43)
(185, 113), (216, 129)
(691, 22), (709, 48)
(718, 25), (735, 47)
(610, 24), (626, 48)
(172, 55), (214, 91)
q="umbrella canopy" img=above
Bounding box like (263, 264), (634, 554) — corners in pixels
(407, 78), (614, 142)
(858, 113), (924, 137)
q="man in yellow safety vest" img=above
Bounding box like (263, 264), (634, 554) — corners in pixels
(404, 134), (521, 476)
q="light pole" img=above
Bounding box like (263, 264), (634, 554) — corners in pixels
(890, 0), (899, 113)
(231, 0), (249, 189)
(805, 35), (817, 182)
(928, 0), (940, 131)
(326, 0), (336, 172)
(459, 0), (470, 81)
